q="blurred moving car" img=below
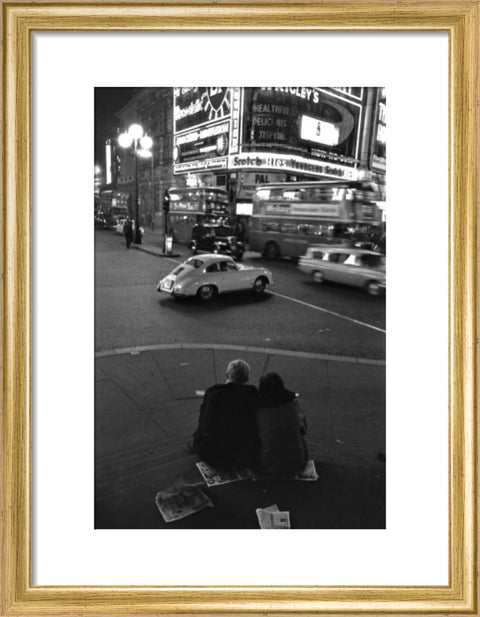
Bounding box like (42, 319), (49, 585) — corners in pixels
(298, 245), (386, 296)
(114, 218), (144, 237)
(157, 254), (273, 301)
(353, 240), (385, 254)
(189, 224), (244, 261)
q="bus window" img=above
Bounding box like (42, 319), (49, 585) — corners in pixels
(283, 189), (302, 201)
(279, 222), (297, 234)
(263, 221), (279, 232)
(256, 188), (271, 200)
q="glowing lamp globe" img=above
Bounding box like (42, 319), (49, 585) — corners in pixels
(140, 135), (153, 150)
(128, 124), (144, 140)
(118, 132), (133, 148)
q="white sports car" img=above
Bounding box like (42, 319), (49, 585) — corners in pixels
(157, 254), (273, 301)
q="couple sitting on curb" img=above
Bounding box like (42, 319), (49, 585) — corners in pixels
(192, 359), (309, 477)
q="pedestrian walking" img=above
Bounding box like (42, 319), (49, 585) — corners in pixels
(124, 218), (133, 249)
(256, 371), (309, 477)
(192, 359), (259, 471)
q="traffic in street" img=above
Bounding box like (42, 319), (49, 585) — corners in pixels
(95, 228), (385, 361)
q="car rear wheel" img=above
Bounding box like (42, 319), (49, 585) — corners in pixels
(197, 285), (215, 302)
(252, 277), (267, 294)
(264, 242), (279, 260)
(366, 280), (382, 296)
(312, 270), (324, 284)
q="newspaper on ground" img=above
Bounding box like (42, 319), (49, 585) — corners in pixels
(155, 483), (213, 523)
(256, 504), (291, 529)
(253, 460), (319, 482)
(196, 461), (252, 486)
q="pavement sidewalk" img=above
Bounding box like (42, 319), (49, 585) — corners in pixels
(95, 343), (385, 529)
(95, 229), (385, 529)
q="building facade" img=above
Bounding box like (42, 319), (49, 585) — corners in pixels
(108, 86), (386, 230)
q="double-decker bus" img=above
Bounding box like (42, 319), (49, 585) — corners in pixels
(166, 187), (230, 243)
(95, 190), (130, 228)
(250, 180), (383, 259)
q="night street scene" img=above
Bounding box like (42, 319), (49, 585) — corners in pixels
(94, 87), (386, 529)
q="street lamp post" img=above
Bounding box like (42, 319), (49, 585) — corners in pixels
(118, 123), (153, 245)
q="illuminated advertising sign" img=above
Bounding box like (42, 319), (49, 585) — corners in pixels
(105, 141), (112, 185)
(174, 158), (228, 173)
(174, 88), (232, 174)
(241, 87), (361, 167)
(372, 89), (386, 171)
(174, 87), (232, 132)
(300, 115), (340, 146)
(173, 121), (230, 171)
(228, 152), (357, 179)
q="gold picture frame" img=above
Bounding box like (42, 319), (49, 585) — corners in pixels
(1, 1), (478, 614)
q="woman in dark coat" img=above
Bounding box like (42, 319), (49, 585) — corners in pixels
(256, 371), (309, 477)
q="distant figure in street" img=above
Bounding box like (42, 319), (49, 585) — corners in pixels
(124, 218), (133, 249)
(192, 359), (259, 470)
(256, 371), (309, 477)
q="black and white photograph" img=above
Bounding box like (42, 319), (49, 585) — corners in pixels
(94, 86), (386, 529)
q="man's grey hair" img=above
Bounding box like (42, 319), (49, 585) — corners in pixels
(226, 359), (250, 385)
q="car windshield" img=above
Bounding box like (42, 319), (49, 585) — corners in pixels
(213, 226), (234, 237)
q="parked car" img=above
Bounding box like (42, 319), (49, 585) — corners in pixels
(298, 245), (386, 295)
(94, 213), (109, 229)
(115, 218), (144, 237)
(189, 224), (244, 260)
(157, 254), (273, 301)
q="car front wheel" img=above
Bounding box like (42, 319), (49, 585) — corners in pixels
(312, 270), (324, 284)
(252, 277), (267, 294)
(197, 285), (215, 302)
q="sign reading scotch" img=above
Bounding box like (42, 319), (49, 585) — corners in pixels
(228, 152), (357, 180)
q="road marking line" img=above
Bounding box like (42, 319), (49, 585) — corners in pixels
(269, 290), (386, 333)
(156, 254), (385, 334)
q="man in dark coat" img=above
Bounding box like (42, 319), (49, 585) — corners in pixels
(124, 219), (134, 249)
(192, 359), (259, 470)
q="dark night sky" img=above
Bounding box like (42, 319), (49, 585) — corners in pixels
(94, 87), (137, 167)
